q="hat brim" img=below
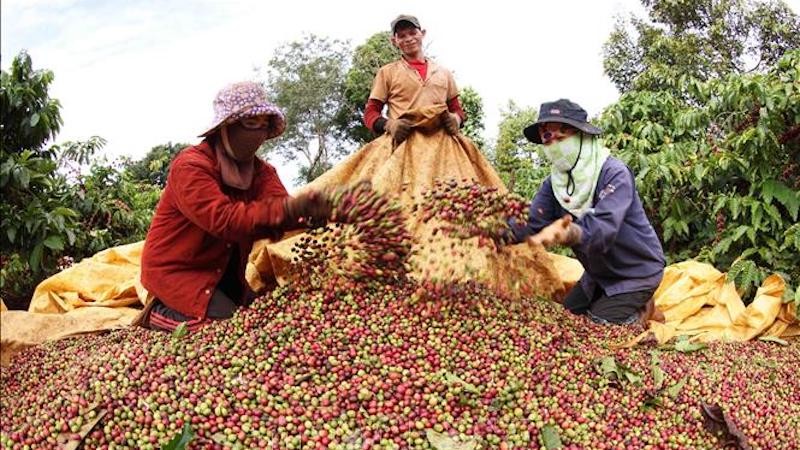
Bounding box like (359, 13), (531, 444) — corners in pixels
(523, 118), (602, 144)
(198, 105), (286, 139)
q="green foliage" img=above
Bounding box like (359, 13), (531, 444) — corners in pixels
(68, 158), (161, 257)
(727, 258), (764, 299)
(459, 86), (487, 151)
(0, 50), (63, 154)
(341, 31), (398, 145)
(540, 424), (563, 449)
(263, 34), (354, 185)
(161, 424), (194, 450)
(1, 51), (79, 303)
(123, 142), (187, 188)
(492, 101), (548, 199)
(603, 0), (800, 93)
(599, 50), (800, 300)
(1, 51), (161, 307)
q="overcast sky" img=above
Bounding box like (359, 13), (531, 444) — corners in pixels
(3, 0), (798, 190)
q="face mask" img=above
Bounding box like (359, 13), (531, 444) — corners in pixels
(542, 134), (582, 172)
(221, 123), (266, 162)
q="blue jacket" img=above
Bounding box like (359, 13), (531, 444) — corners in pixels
(510, 157), (665, 297)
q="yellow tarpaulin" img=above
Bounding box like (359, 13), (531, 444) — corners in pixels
(28, 241), (152, 313)
(624, 260), (799, 346)
(1, 242), (152, 366)
(1, 307), (140, 367)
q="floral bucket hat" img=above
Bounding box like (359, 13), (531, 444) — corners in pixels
(199, 81), (286, 138)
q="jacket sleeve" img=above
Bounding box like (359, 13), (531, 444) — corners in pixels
(168, 157), (283, 242)
(574, 166), (633, 255)
(508, 177), (560, 243)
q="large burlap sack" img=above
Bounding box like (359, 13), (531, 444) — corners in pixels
(248, 105), (564, 300)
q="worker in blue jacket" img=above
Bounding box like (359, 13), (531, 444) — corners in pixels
(509, 99), (665, 325)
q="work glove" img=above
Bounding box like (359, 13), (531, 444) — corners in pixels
(441, 112), (461, 135)
(281, 190), (333, 229)
(385, 118), (413, 144)
(528, 215), (582, 248)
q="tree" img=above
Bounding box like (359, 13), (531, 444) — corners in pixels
(459, 86), (487, 151)
(123, 142), (187, 188)
(0, 51), (63, 155)
(1, 52), (82, 305)
(603, 0), (800, 93)
(262, 34), (354, 185)
(599, 50), (800, 298)
(492, 102), (548, 199)
(340, 32), (399, 146)
(1, 51), (161, 308)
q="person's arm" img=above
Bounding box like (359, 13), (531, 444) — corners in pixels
(251, 164), (291, 241)
(507, 177), (560, 243)
(364, 99), (387, 134)
(169, 158), (285, 243)
(446, 96), (466, 125)
(573, 166), (633, 254)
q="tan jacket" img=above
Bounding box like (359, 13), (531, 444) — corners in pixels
(368, 58), (459, 119)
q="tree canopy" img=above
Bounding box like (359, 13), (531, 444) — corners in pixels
(603, 0), (800, 93)
(262, 35), (354, 185)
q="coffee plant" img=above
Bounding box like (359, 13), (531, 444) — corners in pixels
(1, 51), (162, 308)
(599, 50), (800, 303)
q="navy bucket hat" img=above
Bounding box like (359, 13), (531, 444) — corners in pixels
(523, 99), (602, 144)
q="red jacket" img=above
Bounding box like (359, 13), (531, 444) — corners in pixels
(141, 141), (288, 319)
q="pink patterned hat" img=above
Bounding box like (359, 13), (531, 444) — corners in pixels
(199, 81), (286, 138)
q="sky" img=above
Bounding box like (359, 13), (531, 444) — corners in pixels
(3, 0), (799, 191)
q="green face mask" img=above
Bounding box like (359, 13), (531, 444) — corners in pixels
(546, 134), (611, 218)
(542, 134), (582, 173)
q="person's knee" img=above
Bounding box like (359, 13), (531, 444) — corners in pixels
(587, 309), (638, 325)
(562, 287), (591, 315)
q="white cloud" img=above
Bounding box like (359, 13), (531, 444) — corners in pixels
(3, 0), (798, 191)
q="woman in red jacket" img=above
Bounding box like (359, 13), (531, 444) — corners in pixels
(140, 81), (331, 331)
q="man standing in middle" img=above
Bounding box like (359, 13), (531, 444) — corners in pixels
(364, 14), (466, 145)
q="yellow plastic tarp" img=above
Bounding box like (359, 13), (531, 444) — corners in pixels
(28, 241), (151, 313)
(1, 242), (152, 366)
(624, 260), (799, 346)
(1, 307), (140, 366)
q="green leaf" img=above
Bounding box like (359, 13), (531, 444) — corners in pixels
(762, 179), (799, 218)
(17, 167), (30, 189)
(665, 378), (686, 399)
(6, 227), (17, 244)
(29, 242), (44, 272)
(172, 323), (188, 341)
(597, 356), (619, 378)
(162, 423), (194, 450)
(650, 352), (665, 390)
(30, 112), (40, 127)
(758, 336), (788, 346)
(426, 429), (477, 450)
(43, 235), (64, 251)
(730, 198), (741, 220)
(624, 371), (642, 384)
(540, 424), (563, 449)
(443, 372), (481, 395)
(730, 225), (749, 242)
(674, 340), (706, 353)
(53, 206), (79, 218)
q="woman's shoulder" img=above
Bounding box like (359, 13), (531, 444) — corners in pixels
(172, 142), (213, 168)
